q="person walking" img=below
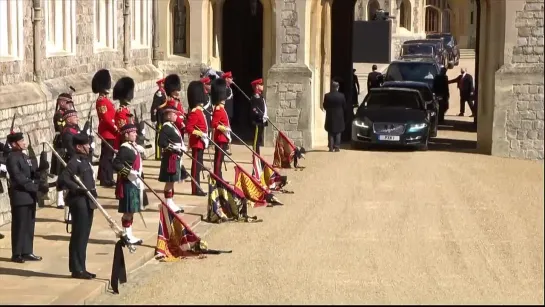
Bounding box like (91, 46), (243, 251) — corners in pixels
(323, 79), (346, 152)
(449, 67), (475, 117)
(433, 67), (450, 123)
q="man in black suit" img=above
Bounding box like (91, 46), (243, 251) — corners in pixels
(449, 67), (475, 117)
(323, 80), (346, 152)
(433, 67), (450, 123)
(351, 69), (360, 107)
(367, 65), (383, 92)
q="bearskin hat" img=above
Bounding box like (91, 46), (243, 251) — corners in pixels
(164, 74), (181, 96)
(186, 81), (207, 109)
(91, 69), (112, 94)
(211, 78), (228, 105)
(113, 77), (135, 102)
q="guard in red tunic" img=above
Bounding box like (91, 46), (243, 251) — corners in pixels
(93, 69), (117, 187)
(113, 77), (136, 150)
(210, 78), (231, 179)
(201, 76), (213, 139)
(221, 71), (235, 155)
(185, 81), (209, 197)
(150, 78), (166, 160)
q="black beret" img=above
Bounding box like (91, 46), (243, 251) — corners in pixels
(211, 78), (228, 105)
(164, 74), (181, 96)
(62, 109), (78, 121)
(120, 123), (138, 135)
(186, 81), (207, 108)
(113, 77), (135, 102)
(91, 69), (112, 94)
(72, 133), (90, 146)
(7, 132), (24, 143)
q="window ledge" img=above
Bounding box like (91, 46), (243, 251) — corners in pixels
(94, 46), (117, 53)
(45, 50), (76, 58)
(0, 56), (23, 63)
(131, 44), (150, 50)
(168, 54), (191, 62)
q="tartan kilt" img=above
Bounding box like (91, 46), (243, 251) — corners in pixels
(158, 154), (182, 182)
(118, 181), (141, 213)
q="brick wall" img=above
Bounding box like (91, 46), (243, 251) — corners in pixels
(513, 0), (544, 64)
(280, 0), (300, 64)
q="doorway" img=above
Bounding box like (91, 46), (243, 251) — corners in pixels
(222, 0), (264, 141)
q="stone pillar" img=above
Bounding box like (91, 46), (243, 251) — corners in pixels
(188, 0), (208, 63)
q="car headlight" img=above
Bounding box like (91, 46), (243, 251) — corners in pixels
(408, 122), (428, 132)
(353, 119), (369, 128)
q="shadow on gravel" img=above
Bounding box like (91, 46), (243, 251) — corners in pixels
(35, 234), (117, 245)
(438, 118), (477, 133)
(0, 267), (71, 279)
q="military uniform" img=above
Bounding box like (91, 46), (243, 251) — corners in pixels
(113, 77), (136, 150)
(211, 78), (231, 179)
(201, 76), (213, 139)
(6, 132), (48, 263)
(51, 93), (74, 176)
(93, 69), (117, 187)
(150, 78), (166, 160)
(186, 81), (209, 197)
(221, 71), (235, 121)
(250, 78), (268, 157)
(57, 133), (97, 279)
(112, 124), (144, 244)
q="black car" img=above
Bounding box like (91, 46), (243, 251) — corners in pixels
(381, 81), (438, 137)
(403, 39), (448, 67)
(426, 33), (460, 66)
(351, 87), (431, 151)
(384, 58), (441, 89)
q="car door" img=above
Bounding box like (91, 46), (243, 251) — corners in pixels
(427, 96), (439, 137)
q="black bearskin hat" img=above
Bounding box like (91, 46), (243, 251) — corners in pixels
(113, 77), (135, 102)
(91, 69), (112, 94)
(210, 78), (228, 105)
(186, 81), (207, 109)
(164, 74), (181, 96)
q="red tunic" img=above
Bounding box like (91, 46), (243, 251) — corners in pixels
(96, 96), (117, 140)
(163, 98), (186, 133)
(211, 105), (230, 144)
(114, 106), (133, 149)
(186, 106), (208, 149)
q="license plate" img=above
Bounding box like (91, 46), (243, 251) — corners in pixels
(378, 135), (400, 141)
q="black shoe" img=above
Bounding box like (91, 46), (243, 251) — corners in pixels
(11, 255), (25, 263)
(328, 148), (334, 152)
(194, 191), (207, 197)
(85, 271), (97, 278)
(334, 148), (340, 152)
(23, 254), (42, 261)
(457, 113), (464, 116)
(71, 271), (93, 280)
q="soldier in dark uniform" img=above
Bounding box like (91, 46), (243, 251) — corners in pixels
(57, 133), (97, 279)
(250, 78), (268, 158)
(186, 81), (209, 197)
(52, 93), (75, 209)
(58, 109), (81, 224)
(113, 124), (145, 244)
(150, 78), (166, 160)
(157, 106), (186, 213)
(6, 132), (49, 263)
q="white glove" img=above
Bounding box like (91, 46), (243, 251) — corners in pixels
(181, 143), (188, 153)
(0, 164), (6, 173)
(141, 127), (146, 135)
(263, 115), (269, 122)
(127, 170), (139, 181)
(135, 144), (145, 154)
(90, 141), (96, 150)
(201, 133), (208, 140)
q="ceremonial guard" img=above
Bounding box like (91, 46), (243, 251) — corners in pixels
(221, 71), (235, 123)
(113, 77), (135, 150)
(250, 78), (268, 157)
(113, 124), (145, 244)
(150, 78), (166, 160)
(52, 92), (75, 209)
(6, 131), (48, 263)
(186, 81), (209, 197)
(93, 69), (117, 187)
(157, 106), (187, 213)
(211, 78), (231, 179)
(59, 109), (81, 224)
(158, 74), (186, 134)
(57, 133), (97, 279)
(201, 76), (213, 139)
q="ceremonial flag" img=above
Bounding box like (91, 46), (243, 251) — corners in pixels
(207, 175), (253, 223)
(155, 203), (205, 261)
(273, 131), (297, 168)
(233, 165), (269, 207)
(251, 154), (288, 191)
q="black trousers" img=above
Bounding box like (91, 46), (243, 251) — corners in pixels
(460, 95), (475, 115)
(11, 204), (36, 257)
(213, 143), (227, 179)
(98, 139), (115, 183)
(191, 148), (204, 194)
(328, 132), (341, 150)
(69, 203), (94, 273)
(253, 125), (264, 155)
(439, 97), (449, 122)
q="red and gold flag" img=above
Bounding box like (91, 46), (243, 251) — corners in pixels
(273, 131), (297, 168)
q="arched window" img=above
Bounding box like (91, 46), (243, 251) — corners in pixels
(367, 0), (380, 21)
(172, 0), (189, 56)
(425, 6), (440, 33)
(399, 0), (411, 31)
(442, 9), (451, 32)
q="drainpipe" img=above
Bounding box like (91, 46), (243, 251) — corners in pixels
(123, 0), (130, 66)
(32, 0), (43, 82)
(152, 0), (159, 67)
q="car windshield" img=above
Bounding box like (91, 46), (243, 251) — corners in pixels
(428, 34), (453, 45)
(385, 62), (438, 84)
(401, 45), (433, 56)
(362, 91), (422, 111)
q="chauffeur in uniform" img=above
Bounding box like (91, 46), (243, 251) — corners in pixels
(58, 133), (97, 279)
(93, 69), (117, 187)
(250, 78), (268, 158)
(6, 132), (49, 263)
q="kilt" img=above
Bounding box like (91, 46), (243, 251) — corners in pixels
(118, 181), (141, 213)
(158, 154), (182, 182)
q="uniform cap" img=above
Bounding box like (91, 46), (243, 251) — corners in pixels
(186, 81), (207, 108)
(72, 133), (91, 146)
(200, 76), (211, 85)
(120, 123), (138, 135)
(251, 78), (263, 87)
(221, 71), (233, 79)
(91, 69), (112, 94)
(62, 109), (78, 121)
(164, 74), (182, 96)
(57, 93), (74, 104)
(211, 78), (228, 105)
(7, 132), (24, 143)
(113, 77), (135, 102)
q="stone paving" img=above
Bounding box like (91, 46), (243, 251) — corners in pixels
(0, 144), (273, 305)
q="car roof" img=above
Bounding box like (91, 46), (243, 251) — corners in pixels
(369, 87), (422, 95)
(382, 81), (432, 90)
(427, 33), (453, 37)
(391, 57), (437, 63)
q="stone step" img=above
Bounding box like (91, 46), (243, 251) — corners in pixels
(459, 49), (475, 60)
